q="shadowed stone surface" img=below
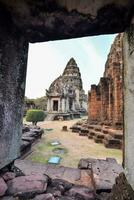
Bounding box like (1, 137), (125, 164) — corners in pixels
(2, 172), (16, 182)
(0, 0), (133, 43)
(109, 173), (134, 199)
(66, 185), (94, 200)
(0, 4), (28, 169)
(0, 197), (15, 200)
(33, 193), (55, 200)
(0, 178), (8, 197)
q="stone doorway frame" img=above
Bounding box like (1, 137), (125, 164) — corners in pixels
(53, 100), (59, 111)
(0, 0), (134, 190)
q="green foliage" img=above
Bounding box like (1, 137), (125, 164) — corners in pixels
(26, 109), (46, 125)
(24, 96), (47, 113)
(34, 96), (47, 110)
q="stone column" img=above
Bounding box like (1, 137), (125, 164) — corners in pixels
(100, 78), (109, 123)
(124, 21), (134, 189)
(108, 80), (113, 123)
(62, 98), (65, 112)
(72, 100), (75, 111)
(50, 98), (53, 112)
(47, 98), (50, 112)
(113, 67), (123, 126)
(66, 98), (69, 112)
(0, 7), (28, 169)
(58, 99), (60, 112)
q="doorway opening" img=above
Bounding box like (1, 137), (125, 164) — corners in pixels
(53, 100), (58, 111)
(25, 34), (123, 169)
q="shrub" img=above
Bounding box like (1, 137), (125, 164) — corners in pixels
(26, 109), (45, 125)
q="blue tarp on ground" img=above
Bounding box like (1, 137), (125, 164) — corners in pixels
(48, 156), (61, 164)
(51, 141), (60, 146)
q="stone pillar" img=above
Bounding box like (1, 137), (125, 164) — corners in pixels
(62, 98), (65, 112)
(88, 85), (101, 122)
(49, 98), (53, 112)
(47, 98), (51, 112)
(100, 78), (109, 123)
(124, 22), (134, 189)
(0, 6), (28, 169)
(108, 80), (113, 123)
(72, 100), (75, 111)
(66, 98), (69, 112)
(113, 66), (123, 126)
(58, 99), (60, 112)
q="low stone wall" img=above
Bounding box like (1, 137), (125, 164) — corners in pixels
(71, 120), (123, 149)
(21, 125), (44, 157)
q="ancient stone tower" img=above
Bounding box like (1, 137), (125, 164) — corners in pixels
(46, 58), (87, 116)
(88, 34), (123, 127)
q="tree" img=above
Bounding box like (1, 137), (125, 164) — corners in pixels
(34, 96), (47, 110)
(26, 109), (46, 125)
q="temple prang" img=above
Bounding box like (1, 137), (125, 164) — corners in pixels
(46, 58), (87, 120)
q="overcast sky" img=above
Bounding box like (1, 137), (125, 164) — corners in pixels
(25, 34), (116, 99)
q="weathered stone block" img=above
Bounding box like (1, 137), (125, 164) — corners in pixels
(33, 193), (55, 200)
(0, 177), (8, 197)
(2, 172), (16, 182)
(7, 174), (48, 198)
(66, 185), (94, 200)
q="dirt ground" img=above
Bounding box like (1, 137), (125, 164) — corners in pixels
(26, 118), (122, 168)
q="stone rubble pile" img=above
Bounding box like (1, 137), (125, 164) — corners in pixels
(0, 170), (95, 200)
(70, 120), (123, 149)
(0, 157), (124, 200)
(21, 125), (44, 157)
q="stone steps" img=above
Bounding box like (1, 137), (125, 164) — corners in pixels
(71, 122), (123, 149)
(93, 132), (105, 143)
(70, 125), (81, 133)
(108, 129), (123, 140)
(103, 135), (122, 149)
(79, 128), (89, 136)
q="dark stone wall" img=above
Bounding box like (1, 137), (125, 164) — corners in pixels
(0, 4), (28, 169)
(109, 173), (134, 200)
(0, 0), (133, 42)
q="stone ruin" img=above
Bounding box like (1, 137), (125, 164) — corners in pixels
(71, 34), (123, 150)
(0, 0), (134, 199)
(21, 125), (44, 158)
(88, 33), (123, 129)
(71, 119), (123, 149)
(46, 58), (87, 120)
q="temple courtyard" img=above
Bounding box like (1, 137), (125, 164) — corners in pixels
(26, 118), (122, 167)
